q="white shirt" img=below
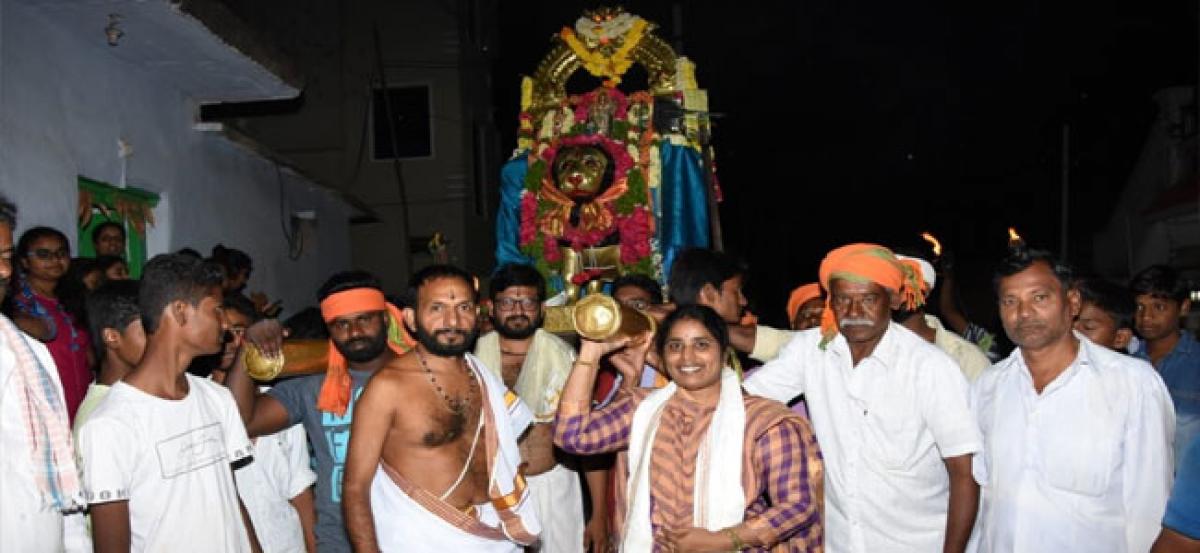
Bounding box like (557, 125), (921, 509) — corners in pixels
(927, 315), (992, 382)
(78, 374), (254, 552)
(743, 323), (982, 553)
(236, 424), (316, 553)
(0, 324), (90, 552)
(969, 334), (1175, 553)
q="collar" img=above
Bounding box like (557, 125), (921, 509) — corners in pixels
(829, 321), (902, 368)
(1134, 330), (1198, 358)
(1007, 331), (1094, 391)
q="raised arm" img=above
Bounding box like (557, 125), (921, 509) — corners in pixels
(341, 374), (397, 553)
(553, 335), (645, 455)
(227, 319), (292, 437)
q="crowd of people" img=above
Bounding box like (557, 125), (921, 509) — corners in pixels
(1, 189), (1198, 553)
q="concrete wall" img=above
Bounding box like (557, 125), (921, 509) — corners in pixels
(216, 0), (498, 294)
(0, 0), (354, 315)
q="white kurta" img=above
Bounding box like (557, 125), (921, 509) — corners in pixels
(969, 334), (1175, 553)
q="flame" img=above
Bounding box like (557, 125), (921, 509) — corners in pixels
(1008, 227), (1022, 244)
(920, 232), (942, 257)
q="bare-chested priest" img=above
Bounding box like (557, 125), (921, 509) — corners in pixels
(342, 265), (540, 552)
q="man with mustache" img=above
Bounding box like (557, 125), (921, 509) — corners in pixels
(225, 270), (414, 552)
(474, 263), (605, 552)
(744, 243), (982, 553)
(970, 248), (1174, 553)
(341, 265), (539, 552)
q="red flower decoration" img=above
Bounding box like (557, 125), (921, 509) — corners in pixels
(519, 192), (538, 246)
(616, 207), (652, 264)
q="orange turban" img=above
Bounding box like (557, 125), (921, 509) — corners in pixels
(816, 244), (924, 348)
(786, 283), (823, 322)
(317, 288), (415, 416)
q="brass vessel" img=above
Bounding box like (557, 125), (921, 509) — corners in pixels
(572, 293), (656, 342)
(244, 339), (330, 381)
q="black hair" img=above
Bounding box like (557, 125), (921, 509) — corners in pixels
(13, 226), (87, 326)
(405, 264), (477, 308)
(210, 244), (253, 276)
(176, 247), (203, 259)
(16, 226), (69, 262)
(317, 270), (383, 302)
(489, 263), (545, 301)
(1075, 276), (1135, 330)
(86, 279), (141, 354)
(138, 254), (224, 333)
(655, 304), (731, 357)
(611, 273), (664, 304)
(283, 306), (330, 340)
(667, 248), (747, 305)
(992, 247), (1074, 294)
(1130, 264), (1191, 304)
(91, 221), (125, 246)
(65, 257), (100, 286)
(94, 255), (127, 274)
(222, 293), (261, 323)
(0, 194), (15, 228)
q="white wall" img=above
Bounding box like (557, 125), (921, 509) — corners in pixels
(0, 1), (353, 315)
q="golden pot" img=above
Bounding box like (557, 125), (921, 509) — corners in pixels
(572, 293), (656, 342)
(244, 339), (330, 381)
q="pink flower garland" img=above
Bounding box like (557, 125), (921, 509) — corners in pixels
(616, 207), (652, 263)
(519, 192), (538, 247)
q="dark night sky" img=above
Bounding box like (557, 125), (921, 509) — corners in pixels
(494, 1), (1197, 327)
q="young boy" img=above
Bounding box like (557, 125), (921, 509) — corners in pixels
(77, 254), (252, 552)
(1072, 277), (1136, 352)
(218, 293), (318, 553)
(1131, 264), (1199, 464)
(75, 280), (145, 434)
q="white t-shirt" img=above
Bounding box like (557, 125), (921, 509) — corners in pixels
(236, 424), (316, 553)
(744, 323), (983, 553)
(77, 374), (254, 552)
(0, 324), (90, 552)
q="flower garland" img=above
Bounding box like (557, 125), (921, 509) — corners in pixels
(518, 88), (658, 281)
(559, 18), (648, 87)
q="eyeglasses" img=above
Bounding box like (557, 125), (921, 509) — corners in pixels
(619, 298), (650, 311)
(494, 297), (539, 312)
(31, 248), (69, 260)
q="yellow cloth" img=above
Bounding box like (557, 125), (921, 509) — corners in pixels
(473, 329), (575, 423)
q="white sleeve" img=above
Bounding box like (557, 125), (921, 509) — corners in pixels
(61, 511), (92, 553)
(742, 332), (809, 403)
(1122, 366), (1176, 553)
(77, 417), (136, 505)
(216, 385), (253, 463)
(968, 376), (989, 486)
(918, 351), (982, 458)
(282, 425), (317, 499)
(749, 325), (795, 362)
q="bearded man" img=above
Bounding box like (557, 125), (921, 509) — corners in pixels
(341, 265), (539, 552)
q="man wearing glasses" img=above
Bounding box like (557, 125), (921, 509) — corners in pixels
(474, 263), (608, 553)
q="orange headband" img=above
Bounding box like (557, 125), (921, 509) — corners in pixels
(816, 243), (923, 349)
(320, 288), (387, 322)
(316, 288), (414, 416)
(786, 283), (823, 322)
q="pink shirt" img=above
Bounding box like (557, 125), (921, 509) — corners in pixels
(32, 294), (91, 423)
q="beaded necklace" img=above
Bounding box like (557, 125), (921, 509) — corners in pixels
(416, 349), (479, 414)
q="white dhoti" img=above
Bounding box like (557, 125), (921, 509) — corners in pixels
(370, 464), (521, 553)
(526, 463), (584, 553)
(369, 353), (540, 552)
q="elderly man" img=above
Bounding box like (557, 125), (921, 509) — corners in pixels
(743, 243), (981, 553)
(971, 248), (1174, 552)
(787, 283), (824, 331)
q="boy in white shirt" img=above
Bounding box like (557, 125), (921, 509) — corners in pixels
(78, 254), (253, 552)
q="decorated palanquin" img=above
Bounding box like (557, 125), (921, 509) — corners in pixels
(494, 7), (718, 307)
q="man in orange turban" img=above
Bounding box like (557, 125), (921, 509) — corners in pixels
(745, 243), (982, 553)
(786, 283), (824, 331)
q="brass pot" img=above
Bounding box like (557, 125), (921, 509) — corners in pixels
(572, 293), (656, 342)
(244, 339), (330, 381)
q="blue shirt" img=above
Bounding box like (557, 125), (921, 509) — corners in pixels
(1164, 434), (1200, 539)
(1136, 332), (1200, 414)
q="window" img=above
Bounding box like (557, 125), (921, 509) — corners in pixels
(371, 84), (434, 160)
(77, 177), (159, 278)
